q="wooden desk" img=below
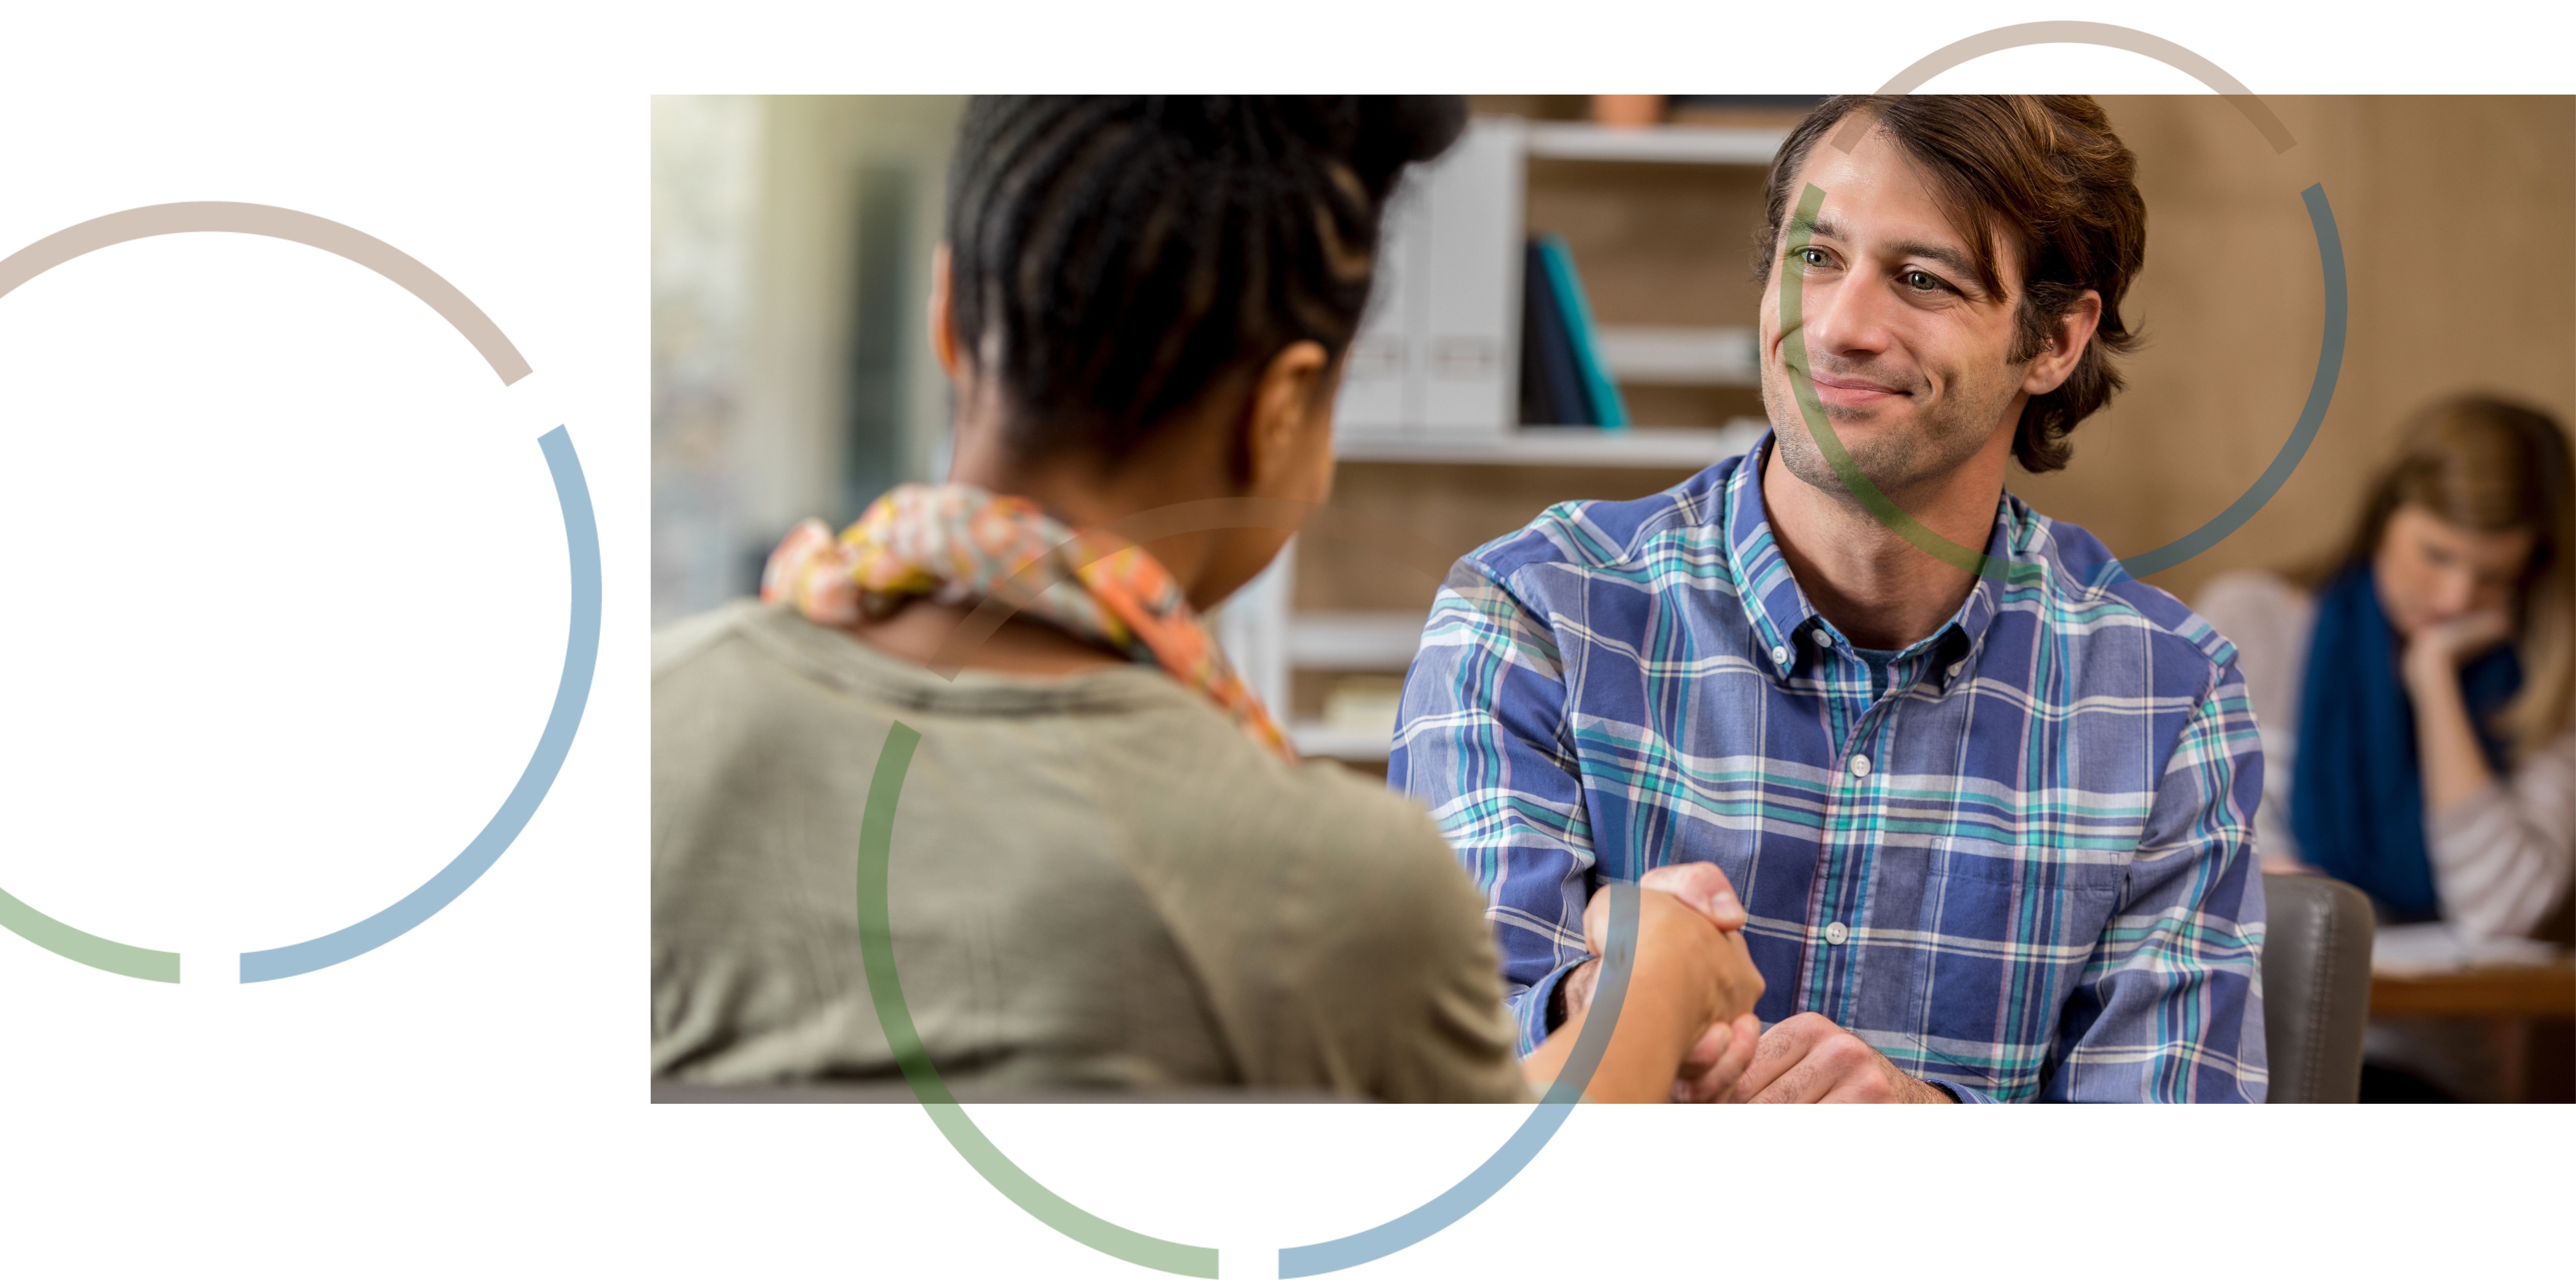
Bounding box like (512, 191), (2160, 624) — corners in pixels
(2369, 961), (2576, 1101)
(2370, 962), (2576, 1019)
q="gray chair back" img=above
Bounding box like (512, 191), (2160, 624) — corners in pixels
(2260, 872), (2375, 1102)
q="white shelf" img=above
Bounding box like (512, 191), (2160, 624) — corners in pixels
(1596, 325), (1759, 386)
(1335, 420), (1765, 468)
(1290, 722), (1395, 763)
(1525, 122), (1787, 167)
(1288, 611), (1425, 671)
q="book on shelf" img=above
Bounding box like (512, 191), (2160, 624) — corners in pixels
(1532, 232), (1628, 430)
(1517, 237), (1593, 428)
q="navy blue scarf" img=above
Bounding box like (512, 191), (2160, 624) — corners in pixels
(2291, 565), (2522, 921)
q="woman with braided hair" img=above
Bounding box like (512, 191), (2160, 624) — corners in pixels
(653, 98), (1764, 1102)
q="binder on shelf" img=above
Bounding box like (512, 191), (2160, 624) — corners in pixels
(1518, 238), (1592, 427)
(1333, 118), (1526, 442)
(1532, 232), (1628, 430)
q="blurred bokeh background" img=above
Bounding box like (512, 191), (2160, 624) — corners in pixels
(653, 94), (2574, 739)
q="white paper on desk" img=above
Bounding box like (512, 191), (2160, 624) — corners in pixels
(2369, 922), (2563, 974)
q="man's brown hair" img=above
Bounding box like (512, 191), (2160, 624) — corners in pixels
(1757, 95), (2146, 473)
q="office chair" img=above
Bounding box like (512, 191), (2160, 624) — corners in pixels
(2260, 872), (2376, 1103)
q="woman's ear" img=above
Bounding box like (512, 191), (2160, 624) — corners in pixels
(2020, 288), (2103, 396)
(927, 244), (962, 383)
(1241, 340), (1335, 497)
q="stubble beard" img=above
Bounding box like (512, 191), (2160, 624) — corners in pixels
(1760, 353), (2012, 511)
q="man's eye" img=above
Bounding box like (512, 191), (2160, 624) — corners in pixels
(1904, 270), (1948, 293)
(1797, 246), (1830, 268)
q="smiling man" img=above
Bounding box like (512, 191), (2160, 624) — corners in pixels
(1392, 95), (2269, 1102)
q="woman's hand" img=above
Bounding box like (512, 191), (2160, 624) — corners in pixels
(1563, 864), (1767, 1102)
(2403, 608), (2513, 690)
(2399, 608), (2513, 814)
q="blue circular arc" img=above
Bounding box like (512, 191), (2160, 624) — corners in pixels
(1276, 883), (1639, 1278)
(2091, 183), (2345, 581)
(236, 425), (600, 982)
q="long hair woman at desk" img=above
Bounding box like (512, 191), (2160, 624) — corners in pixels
(2197, 395), (2575, 1099)
(653, 97), (1763, 1102)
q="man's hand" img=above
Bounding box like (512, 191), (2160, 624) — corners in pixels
(1723, 1012), (1956, 1104)
(1633, 864), (1763, 1102)
(1561, 961), (1764, 1103)
(1561, 862), (1756, 1017)
(1673, 1010), (1765, 1104)
(1559, 864), (1766, 1101)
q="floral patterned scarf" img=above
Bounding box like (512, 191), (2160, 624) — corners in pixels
(761, 483), (1293, 761)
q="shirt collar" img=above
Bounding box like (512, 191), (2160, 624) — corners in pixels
(1721, 430), (2024, 689)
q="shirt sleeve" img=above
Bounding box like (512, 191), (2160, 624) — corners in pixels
(1389, 557), (1597, 1058)
(1126, 749), (1536, 1105)
(2042, 664), (2270, 1102)
(1920, 1077), (1998, 1104)
(1280, 783), (1539, 1106)
(2430, 731), (2576, 941)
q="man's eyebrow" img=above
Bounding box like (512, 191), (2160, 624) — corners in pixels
(1886, 239), (1984, 284)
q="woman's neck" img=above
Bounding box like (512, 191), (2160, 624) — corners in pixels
(946, 413), (1240, 604)
(834, 417), (1231, 678)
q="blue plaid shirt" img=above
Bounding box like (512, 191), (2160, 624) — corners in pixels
(1390, 437), (2267, 1102)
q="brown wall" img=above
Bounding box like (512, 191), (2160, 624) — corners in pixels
(1994, 95), (2573, 603)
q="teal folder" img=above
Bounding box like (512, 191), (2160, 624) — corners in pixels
(1534, 232), (1629, 430)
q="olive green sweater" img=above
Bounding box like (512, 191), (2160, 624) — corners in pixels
(651, 602), (1530, 1103)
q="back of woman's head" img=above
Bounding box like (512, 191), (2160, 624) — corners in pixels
(945, 96), (1467, 465)
(2342, 394), (2575, 754)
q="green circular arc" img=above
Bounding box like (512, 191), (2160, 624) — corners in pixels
(854, 722), (1218, 1278)
(855, 717), (1647, 1279)
(0, 887), (177, 982)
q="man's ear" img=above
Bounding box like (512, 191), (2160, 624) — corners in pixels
(926, 243), (962, 383)
(1241, 340), (1333, 492)
(2021, 288), (2103, 397)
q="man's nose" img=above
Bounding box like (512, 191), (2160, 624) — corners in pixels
(1803, 272), (1897, 359)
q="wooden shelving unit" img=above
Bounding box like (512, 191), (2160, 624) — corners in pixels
(1525, 121), (1786, 166)
(1332, 421), (1763, 469)
(1213, 114), (1790, 763)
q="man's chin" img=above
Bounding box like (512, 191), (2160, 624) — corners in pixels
(1773, 415), (1907, 496)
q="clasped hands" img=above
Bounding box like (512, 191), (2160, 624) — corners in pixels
(1558, 864), (1954, 1104)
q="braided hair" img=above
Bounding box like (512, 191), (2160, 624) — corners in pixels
(945, 96), (1466, 465)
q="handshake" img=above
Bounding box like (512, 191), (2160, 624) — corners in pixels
(1529, 864), (1954, 1105)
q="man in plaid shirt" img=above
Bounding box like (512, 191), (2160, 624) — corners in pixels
(1392, 94), (2267, 1103)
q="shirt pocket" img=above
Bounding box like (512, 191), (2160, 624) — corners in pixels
(1896, 849), (2129, 1093)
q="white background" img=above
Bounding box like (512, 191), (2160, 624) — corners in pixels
(0, 2), (2569, 1284)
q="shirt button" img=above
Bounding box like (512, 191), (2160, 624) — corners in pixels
(1849, 754), (1872, 778)
(1946, 660), (1964, 678)
(1771, 644), (1790, 666)
(1825, 921), (1850, 946)
(1811, 628), (1833, 648)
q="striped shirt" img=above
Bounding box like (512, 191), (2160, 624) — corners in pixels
(1389, 436), (2268, 1102)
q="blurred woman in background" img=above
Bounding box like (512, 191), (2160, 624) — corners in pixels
(2198, 394), (2575, 1099)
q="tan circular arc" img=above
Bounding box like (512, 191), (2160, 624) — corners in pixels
(1831, 20), (2295, 154)
(0, 201), (531, 385)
